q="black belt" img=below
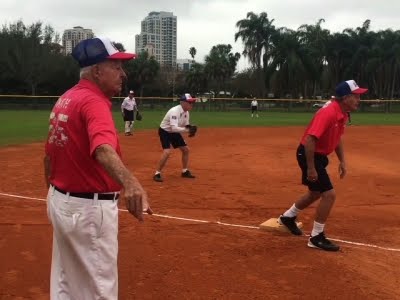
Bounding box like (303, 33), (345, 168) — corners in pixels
(53, 185), (119, 200)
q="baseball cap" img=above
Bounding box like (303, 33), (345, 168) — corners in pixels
(335, 80), (368, 98)
(180, 93), (196, 103)
(72, 37), (136, 67)
(129, 90), (134, 94)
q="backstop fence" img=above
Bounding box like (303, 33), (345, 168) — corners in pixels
(1, 95), (400, 113)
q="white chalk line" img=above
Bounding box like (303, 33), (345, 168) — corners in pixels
(1, 192), (399, 253)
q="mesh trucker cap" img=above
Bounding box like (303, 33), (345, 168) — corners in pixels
(180, 93), (196, 103)
(335, 80), (368, 98)
(72, 37), (136, 67)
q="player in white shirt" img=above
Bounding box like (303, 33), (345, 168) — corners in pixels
(153, 93), (197, 182)
(251, 98), (259, 118)
(121, 90), (138, 135)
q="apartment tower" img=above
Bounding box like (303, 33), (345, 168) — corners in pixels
(62, 26), (94, 55)
(135, 11), (177, 67)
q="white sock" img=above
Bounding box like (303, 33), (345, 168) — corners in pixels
(282, 204), (301, 218)
(125, 121), (131, 133)
(182, 168), (188, 173)
(155, 171), (161, 175)
(311, 221), (325, 237)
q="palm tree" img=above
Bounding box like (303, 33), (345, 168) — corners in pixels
(235, 12), (276, 70)
(189, 47), (197, 63)
(343, 20), (375, 84)
(265, 28), (315, 99)
(113, 42), (126, 52)
(372, 29), (400, 99)
(298, 19), (330, 97)
(204, 44), (240, 96)
(324, 32), (354, 88)
(204, 44), (240, 110)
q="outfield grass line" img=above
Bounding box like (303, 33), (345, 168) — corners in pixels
(1, 191), (399, 253)
(1, 110), (400, 146)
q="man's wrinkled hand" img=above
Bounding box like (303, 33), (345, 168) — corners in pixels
(123, 186), (151, 221)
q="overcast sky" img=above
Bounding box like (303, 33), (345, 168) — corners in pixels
(2, 0), (400, 70)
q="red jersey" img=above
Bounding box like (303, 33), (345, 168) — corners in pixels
(45, 79), (121, 193)
(300, 100), (348, 155)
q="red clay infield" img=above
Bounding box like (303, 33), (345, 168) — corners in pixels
(0, 126), (399, 299)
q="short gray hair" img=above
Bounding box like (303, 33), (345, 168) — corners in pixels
(80, 66), (93, 78)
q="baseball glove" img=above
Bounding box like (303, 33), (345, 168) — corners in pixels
(186, 125), (198, 137)
(135, 111), (142, 121)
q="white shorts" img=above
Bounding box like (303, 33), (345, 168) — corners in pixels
(47, 186), (119, 300)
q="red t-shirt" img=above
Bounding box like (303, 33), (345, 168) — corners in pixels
(45, 79), (121, 192)
(300, 100), (348, 155)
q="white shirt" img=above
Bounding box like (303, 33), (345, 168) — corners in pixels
(121, 97), (137, 112)
(251, 100), (258, 107)
(160, 104), (190, 133)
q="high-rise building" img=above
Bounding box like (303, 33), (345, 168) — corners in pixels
(62, 26), (94, 55)
(176, 59), (194, 72)
(135, 11), (177, 67)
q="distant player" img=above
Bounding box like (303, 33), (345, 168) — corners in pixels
(121, 90), (138, 135)
(251, 98), (259, 118)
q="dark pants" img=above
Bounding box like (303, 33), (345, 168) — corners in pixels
(158, 128), (187, 149)
(123, 109), (134, 121)
(296, 144), (333, 193)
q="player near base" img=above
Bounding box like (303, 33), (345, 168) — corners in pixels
(277, 79), (367, 251)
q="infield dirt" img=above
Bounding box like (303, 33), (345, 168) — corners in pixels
(0, 126), (399, 299)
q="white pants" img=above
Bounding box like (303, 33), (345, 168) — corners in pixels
(47, 187), (119, 300)
(124, 121), (134, 133)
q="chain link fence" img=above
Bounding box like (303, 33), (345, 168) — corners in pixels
(1, 95), (399, 113)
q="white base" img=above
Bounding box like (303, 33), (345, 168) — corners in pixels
(259, 218), (303, 233)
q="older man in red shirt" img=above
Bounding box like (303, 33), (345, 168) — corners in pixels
(277, 80), (367, 251)
(44, 37), (152, 299)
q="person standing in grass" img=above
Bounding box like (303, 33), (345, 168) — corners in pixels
(121, 90), (138, 136)
(277, 79), (367, 252)
(251, 97), (259, 118)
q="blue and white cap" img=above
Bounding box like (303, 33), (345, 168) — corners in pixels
(180, 93), (196, 103)
(335, 80), (368, 98)
(72, 37), (136, 67)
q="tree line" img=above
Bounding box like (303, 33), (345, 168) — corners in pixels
(1, 15), (400, 99)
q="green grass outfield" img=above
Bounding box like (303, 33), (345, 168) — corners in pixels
(0, 110), (399, 146)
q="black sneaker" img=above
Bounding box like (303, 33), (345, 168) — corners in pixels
(153, 173), (163, 182)
(181, 170), (195, 178)
(278, 215), (303, 235)
(308, 232), (340, 251)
